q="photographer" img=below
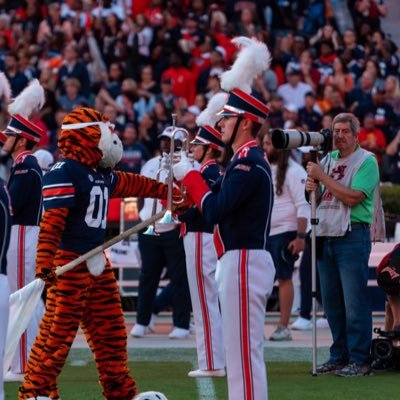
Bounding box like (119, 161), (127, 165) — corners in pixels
(306, 112), (379, 377)
(370, 243), (400, 370)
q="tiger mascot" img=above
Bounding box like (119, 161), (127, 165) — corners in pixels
(18, 107), (183, 400)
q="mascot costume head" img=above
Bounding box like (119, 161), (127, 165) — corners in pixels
(59, 107), (123, 169)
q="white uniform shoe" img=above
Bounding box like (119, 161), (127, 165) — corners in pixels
(290, 317), (312, 330)
(130, 324), (147, 338)
(188, 368), (226, 378)
(4, 371), (25, 382)
(26, 397), (51, 400)
(168, 327), (190, 339)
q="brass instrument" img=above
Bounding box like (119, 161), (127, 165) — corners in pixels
(143, 159), (168, 236)
(158, 125), (190, 224)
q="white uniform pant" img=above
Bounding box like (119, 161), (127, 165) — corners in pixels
(6, 225), (44, 374)
(184, 232), (225, 370)
(0, 274), (9, 400)
(216, 249), (275, 400)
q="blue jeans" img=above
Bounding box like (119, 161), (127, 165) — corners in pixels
(318, 226), (372, 364)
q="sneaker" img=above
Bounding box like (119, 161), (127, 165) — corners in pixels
(148, 315), (156, 333)
(4, 371), (25, 382)
(290, 317), (312, 331)
(130, 323), (147, 338)
(315, 361), (347, 375)
(336, 362), (373, 377)
(269, 326), (292, 341)
(188, 368), (226, 378)
(316, 317), (329, 328)
(169, 327), (190, 339)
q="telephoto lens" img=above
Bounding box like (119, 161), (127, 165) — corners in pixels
(272, 128), (332, 152)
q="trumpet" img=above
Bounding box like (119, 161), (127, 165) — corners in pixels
(158, 125), (190, 225)
(143, 160), (169, 235)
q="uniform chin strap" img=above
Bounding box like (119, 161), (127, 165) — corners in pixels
(229, 117), (242, 149)
(9, 135), (21, 155)
(198, 145), (208, 164)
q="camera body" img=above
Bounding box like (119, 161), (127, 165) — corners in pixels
(271, 128), (333, 153)
(371, 327), (400, 368)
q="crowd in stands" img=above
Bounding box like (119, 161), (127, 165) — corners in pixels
(0, 0), (399, 182)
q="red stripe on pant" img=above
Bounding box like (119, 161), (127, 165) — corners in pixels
(18, 226), (27, 372)
(195, 232), (213, 370)
(239, 250), (253, 399)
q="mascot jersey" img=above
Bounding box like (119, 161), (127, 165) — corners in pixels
(43, 158), (117, 253)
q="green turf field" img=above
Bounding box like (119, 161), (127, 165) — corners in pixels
(5, 351), (400, 400)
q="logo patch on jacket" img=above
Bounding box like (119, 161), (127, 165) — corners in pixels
(234, 164), (251, 172)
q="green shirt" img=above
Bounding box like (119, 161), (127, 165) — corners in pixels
(331, 148), (379, 223)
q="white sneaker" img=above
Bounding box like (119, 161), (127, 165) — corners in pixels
(148, 315), (156, 333)
(4, 371), (24, 382)
(316, 318), (329, 328)
(269, 326), (292, 341)
(188, 368), (226, 378)
(130, 323), (147, 338)
(168, 327), (190, 339)
(290, 317), (312, 331)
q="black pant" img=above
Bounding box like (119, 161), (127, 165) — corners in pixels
(136, 228), (191, 329)
(299, 236), (322, 320)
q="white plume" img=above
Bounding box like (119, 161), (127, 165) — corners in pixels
(196, 92), (228, 128)
(220, 36), (271, 94)
(8, 79), (45, 117)
(0, 72), (11, 104)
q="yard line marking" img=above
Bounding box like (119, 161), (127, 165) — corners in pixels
(191, 361), (217, 400)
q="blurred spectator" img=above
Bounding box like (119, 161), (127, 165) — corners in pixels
(384, 75), (400, 116)
(268, 94), (285, 129)
(237, 7), (262, 39)
(57, 42), (91, 98)
(324, 57), (354, 101)
(339, 28), (365, 67)
(161, 51), (197, 105)
(354, 0), (387, 33)
(298, 92), (322, 132)
(197, 47), (225, 94)
(278, 66), (313, 110)
(385, 128), (400, 183)
(36, 2), (73, 45)
(283, 103), (299, 130)
(355, 85), (398, 142)
(126, 13), (153, 79)
(310, 23), (340, 51)
(181, 105), (201, 138)
(155, 77), (177, 114)
(57, 77), (88, 112)
(315, 40), (336, 83)
(103, 104), (124, 135)
(377, 39), (399, 78)
(358, 113), (387, 166)
(298, 49), (321, 92)
(3, 51), (28, 96)
(118, 124), (150, 173)
(346, 70), (375, 111)
(364, 58), (385, 89)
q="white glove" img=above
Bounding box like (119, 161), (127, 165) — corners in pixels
(160, 152), (171, 170)
(173, 151), (194, 181)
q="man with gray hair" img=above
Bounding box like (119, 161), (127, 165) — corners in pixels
(306, 112), (379, 377)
